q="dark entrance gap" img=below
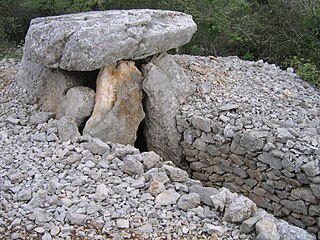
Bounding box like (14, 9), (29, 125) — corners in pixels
(78, 116), (90, 135)
(134, 57), (152, 72)
(134, 120), (148, 152)
(72, 69), (99, 91)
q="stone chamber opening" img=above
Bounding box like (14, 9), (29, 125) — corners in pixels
(134, 120), (148, 152)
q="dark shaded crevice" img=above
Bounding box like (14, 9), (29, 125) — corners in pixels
(78, 116), (90, 135)
(79, 70), (99, 91)
(134, 119), (148, 152)
(134, 57), (152, 72)
(69, 69), (99, 91)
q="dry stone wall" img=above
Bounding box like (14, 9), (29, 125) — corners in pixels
(173, 55), (320, 237)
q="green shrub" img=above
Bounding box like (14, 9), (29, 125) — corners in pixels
(283, 57), (320, 86)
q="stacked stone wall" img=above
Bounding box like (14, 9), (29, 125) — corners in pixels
(174, 55), (320, 237)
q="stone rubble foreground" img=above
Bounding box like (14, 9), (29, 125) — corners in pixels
(0, 59), (315, 240)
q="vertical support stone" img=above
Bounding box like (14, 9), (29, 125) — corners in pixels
(83, 60), (145, 145)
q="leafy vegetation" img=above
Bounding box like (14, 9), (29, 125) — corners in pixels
(0, 0), (319, 86)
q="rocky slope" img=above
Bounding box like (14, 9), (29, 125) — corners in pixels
(0, 57), (317, 240)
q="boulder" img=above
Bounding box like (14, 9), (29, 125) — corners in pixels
(59, 86), (95, 126)
(83, 60), (145, 145)
(23, 10), (197, 71)
(223, 195), (257, 223)
(151, 54), (196, 102)
(177, 193), (201, 211)
(122, 156), (144, 176)
(256, 217), (280, 240)
(17, 56), (84, 108)
(155, 190), (180, 205)
(57, 116), (81, 142)
(142, 53), (195, 165)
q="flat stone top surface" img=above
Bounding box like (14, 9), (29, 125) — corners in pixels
(23, 9), (197, 71)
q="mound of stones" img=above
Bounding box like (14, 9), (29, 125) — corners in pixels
(13, 8), (320, 239)
(0, 59), (315, 239)
(173, 55), (320, 238)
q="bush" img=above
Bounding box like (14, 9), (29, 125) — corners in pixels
(283, 57), (320, 86)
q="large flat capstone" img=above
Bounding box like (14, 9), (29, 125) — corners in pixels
(23, 9), (197, 71)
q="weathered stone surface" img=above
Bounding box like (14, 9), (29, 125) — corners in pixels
(280, 200), (308, 215)
(240, 216), (261, 233)
(67, 213), (87, 225)
(210, 188), (238, 211)
(59, 86), (95, 126)
(310, 183), (320, 198)
(142, 62), (181, 164)
(203, 223), (228, 236)
(177, 193), (201, 211)
(191, 116), (211, 133)
(256, 217), (280, 240)
(122, 156), (144, 176)
(23, 10), (197, 71)
(17, 56), (84, 108)
(239, 132), (264, 152)
(275, 219), (316, 240)
(148, 180), (166, 196)
(82, 137), (111, 155)
(94, 184), (109, 201)
(155, 190), (180, 205)
(57, 116), (80, 142)
(223, 195), (257, 223)
(150, 53), (196, 102)
(30, 112), (55, 125)
(83, 61), (144, 145)
(141, 151), (162, 170)
(301, 160), (320, 177)
(189, 185), (219, 207)
(257, 153), (282, 170)
(163, 165), (189, 182)
(291, 187), (318, 204)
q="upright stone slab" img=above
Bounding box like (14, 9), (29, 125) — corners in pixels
(23, 9), (197, 71)
(83, 61), (144, 145)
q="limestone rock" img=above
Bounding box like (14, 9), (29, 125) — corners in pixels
(17, 56), (84, 108)
(210, 188), (238, 212)
(116, 219), (129, 229)
(301, 160), (320, 177)
(177, 193), (201, 211)
(82, 137), (111, 155)
(67, 213), (87, 225)
(275, 219), (316, 240)
(57, 116), (81, 142)
(141, 151), (162, 170)
(223, 195), (257, 223)
(203, 223), (228, 236)
(30, 112), (55, 125)
(142, 61), (181, 164)
(23, 10), (197, 71)
(59, 86), (95, 126)
(155, 190), (180, 205)
(122, 156), (144, 176)
(240, 216), (261, 233)
(148, 180), (166, 196)
(83, 61), (144, 145)
(189, 185), (219, 207)
(255, 217), (280, 240)
(163, 165), (189, 182)
(150, 53), (196, 102)
(191, 116), (211, 133)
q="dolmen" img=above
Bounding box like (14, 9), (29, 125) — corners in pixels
(17, 9), (197, 165)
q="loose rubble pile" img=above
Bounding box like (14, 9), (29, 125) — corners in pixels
(0, 59), (315, 240)
(173, 55), (320, 238)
